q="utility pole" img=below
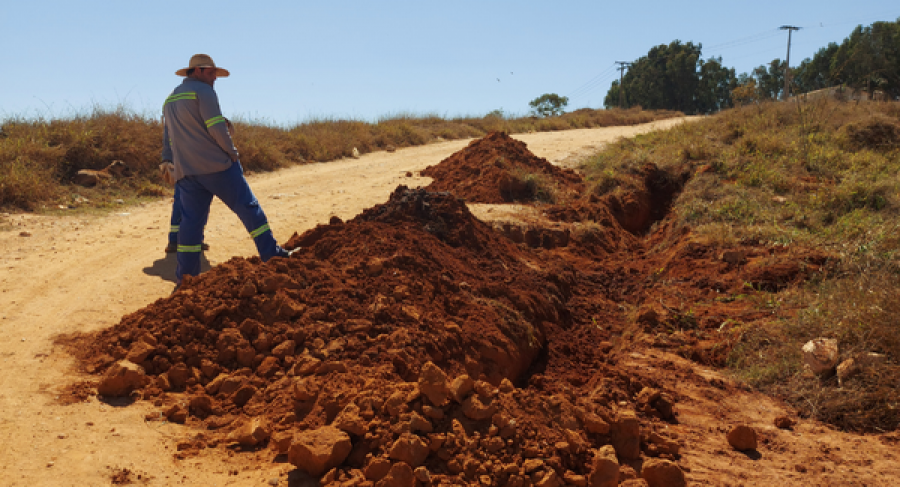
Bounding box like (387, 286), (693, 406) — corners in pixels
(780, 25), (800, 100)
(615, 61), (631, 108)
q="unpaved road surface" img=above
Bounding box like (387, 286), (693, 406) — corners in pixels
(2, 118), (898, 486)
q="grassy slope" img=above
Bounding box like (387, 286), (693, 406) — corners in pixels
(580, 98), (900, 432)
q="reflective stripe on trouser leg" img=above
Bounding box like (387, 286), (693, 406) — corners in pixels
(249, 223), (279, 261)
(175, 178), (213, 284)
(204, 162), (280, 262)
(169, 185), (183, 245)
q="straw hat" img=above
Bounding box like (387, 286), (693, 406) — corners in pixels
(175, 54), (230, 77)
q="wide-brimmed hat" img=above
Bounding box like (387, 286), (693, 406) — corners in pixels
(175, 54), (230, 77)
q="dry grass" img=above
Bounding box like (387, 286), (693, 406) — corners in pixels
(580, 97), (900, 432)
(0, 107), (681, 212)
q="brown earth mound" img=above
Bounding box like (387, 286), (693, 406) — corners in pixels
(63, 134), (838, 485)
(67, 186), (646, 484)
(421, 131), (584, 203)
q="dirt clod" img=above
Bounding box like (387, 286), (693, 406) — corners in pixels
(727, 425), (758, 451)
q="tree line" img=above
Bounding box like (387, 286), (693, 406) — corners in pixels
(598, 18), (900, 114)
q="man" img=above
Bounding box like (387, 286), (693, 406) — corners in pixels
(161, 53), (290, 288)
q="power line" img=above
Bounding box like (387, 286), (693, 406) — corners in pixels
(566, 73), (617, 102)
(704, 28), (783, 53)
(566, 63), (617, 99)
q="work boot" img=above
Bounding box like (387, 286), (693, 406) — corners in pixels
(273, 246), (299, 258)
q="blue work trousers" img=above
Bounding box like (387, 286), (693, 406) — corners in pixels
(168, 185), (187, 246)
(175, 161), (281, 283)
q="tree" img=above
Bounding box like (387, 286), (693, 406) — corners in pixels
(832, 21), (900, 99)
(528, 94), (569, 117)
(604, 40), (735, 114)
(731, 78), (759, 106)
(752, 60), (786, 100)
(793, 42), (840, 93)
(696, 57), (737, 112)
(776, 19), (899, 99)
(603, 80), (623, 109)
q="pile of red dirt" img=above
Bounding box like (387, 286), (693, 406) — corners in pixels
(64, 133), (838, 485)
(421, 132), (584, 204)
(68, 186), (664, 484)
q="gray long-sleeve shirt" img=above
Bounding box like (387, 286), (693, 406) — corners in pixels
(161, 77), (238, 181)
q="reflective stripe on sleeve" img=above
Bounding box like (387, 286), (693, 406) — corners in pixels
(170, 225), (180, 233)
(205, 116), (226, 128)
(249, 223), (271, 239)
(164, 92), (197, 106)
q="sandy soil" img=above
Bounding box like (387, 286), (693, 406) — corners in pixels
(2, 118), (898, 486)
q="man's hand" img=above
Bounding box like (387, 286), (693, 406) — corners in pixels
(159, 161), (176, 186)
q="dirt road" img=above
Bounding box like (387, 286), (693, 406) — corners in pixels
(2, 118), (898, 486)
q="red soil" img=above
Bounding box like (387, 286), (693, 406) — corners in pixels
(421, 132), (584, 204)
(65, 132), (835, 485)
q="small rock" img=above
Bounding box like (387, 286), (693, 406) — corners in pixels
(334, 402), (368, 436)
(563, 471), (587, 487)
(727, 425), (758, 451)
(377, 462), (414, 487)
(388, 433), (430, 468)
(449, 374), (474, 403)
(588, 445), (618, 487)
(641, 458), (686, 487)
(126, 341), (156, 364)
(97, 360), (148, 397)
(270, 430), (293, 454)
(366, 258), (384, 276)
(409, 412), (433, 433)
(228, 417), (270, 446)
(720, 249), (747, 265)
(774, 416), (794, 429)
(364, 457), (392, 481)
(462, 394), (497, 420)
(611, 411), (641, 460)
(288, 425), (352, 476)
(414, 466), (431, 483)
(802, 338), (839, 375)
(292, 377), (319, 401)
(582, 412), (610, 435)
(164, 403), (188, 424)
(418, 361), (450, 406)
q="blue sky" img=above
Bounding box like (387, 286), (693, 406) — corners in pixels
(2, 1), (898, 124)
